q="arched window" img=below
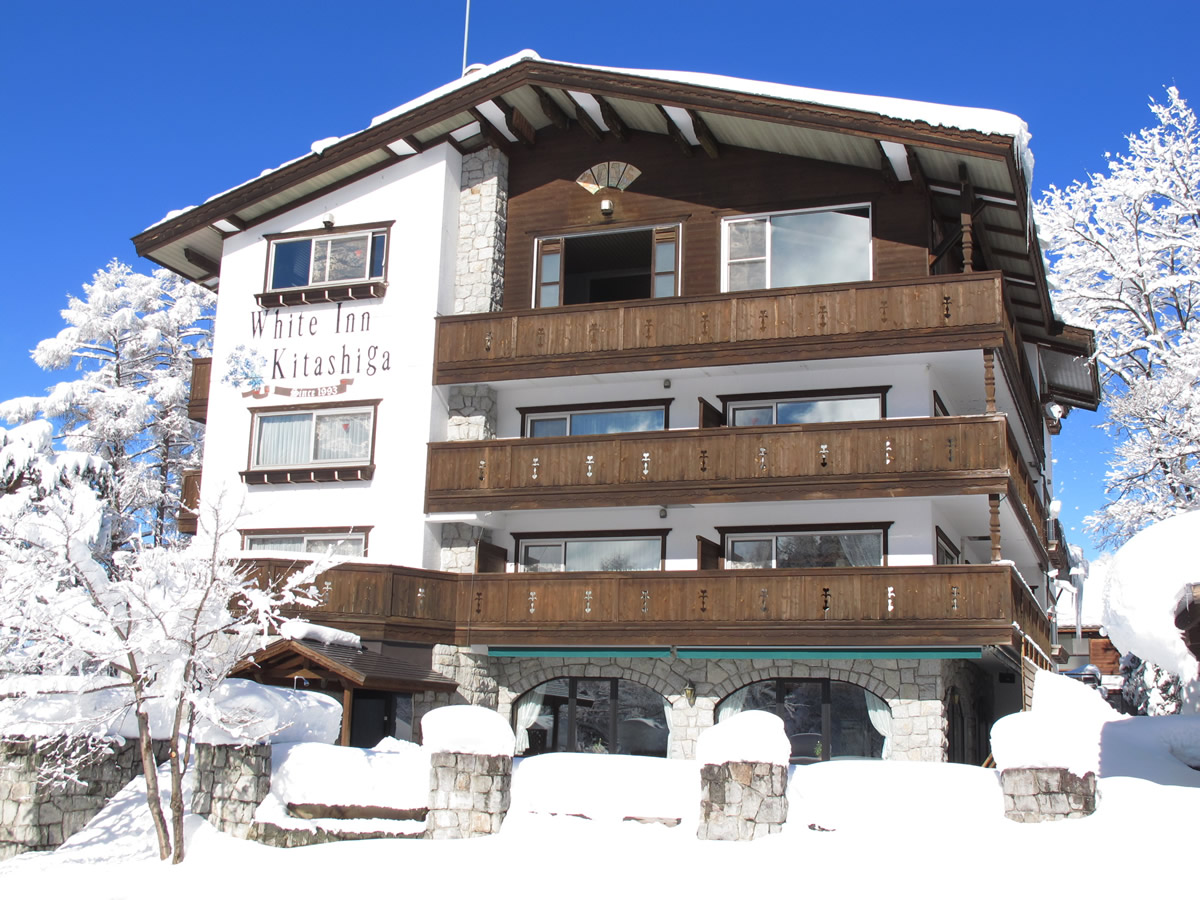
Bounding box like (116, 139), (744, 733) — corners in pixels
(717, 678), (889, 763)
(513, 677), (669, 758)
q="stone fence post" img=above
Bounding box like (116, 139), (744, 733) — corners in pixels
(421, 705), (515, 839)
(191, 743), (272, 840)
(695, 711), (790, 841)
(1000, 767), (1097, 822)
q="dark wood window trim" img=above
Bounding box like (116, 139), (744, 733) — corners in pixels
(716, 522), (892, 566)
(257, 221), (393, 309)
(240, 525), (374, 556)
(512, 529), (671, 572)
(932, 391), (950, 417)
(718, 386), (890, 421)
(241, 398), (381, 486)
(517, 398), (673, 435)
(935, 526), (960, 565)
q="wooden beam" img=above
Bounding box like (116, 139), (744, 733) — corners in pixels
(983, 347), (997, 414)
(531, 85), (570, 130)
(469, 108), (515, 153)
(989, 494), (1003, 563)
(656, 105), (694, 157)
(566, 92), (605, 142)
(906, 146), (928, 193)
(593, 94), (629, 142)
(183, 248), (220, 276)
(340, 687), (354, 747)
(688, 109), (721, 158)
(878, 142), (899, 187)
(492, 97), (535, 148)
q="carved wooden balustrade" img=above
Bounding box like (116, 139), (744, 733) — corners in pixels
(242, 558), (1049, 656)
(426, 414), (1046, 547)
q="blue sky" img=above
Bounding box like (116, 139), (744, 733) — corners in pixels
(3, 0), (1197, 560)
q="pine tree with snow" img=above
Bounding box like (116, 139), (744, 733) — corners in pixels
(1037, 88), (1200, 546)
(0, 261), (214, 555)
(0, 419), (331, 863)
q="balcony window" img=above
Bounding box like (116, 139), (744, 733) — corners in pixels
(723, 205), (870, 291)
(534, 224), (679, 307)
(725, 389), (884, 427)
(521, 400), (670, 438)
(717, 678), (888, 763)
(722, 526), (886, 569)
(244, 532), (366, 557)
(516, 531), (667, 573)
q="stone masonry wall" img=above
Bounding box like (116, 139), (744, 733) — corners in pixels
(697, 761), (788, 840)
(425, 752), (511, 839)
(191, 743), (272, 840)
(439, 522), (495, 574)
(0, 737), (170, 861)
(1001, 767), (1097, 822)
(454, 147), (507, 314)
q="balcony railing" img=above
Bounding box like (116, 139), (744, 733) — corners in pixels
(242, 558), (1050, 656)
(425, 414), (1046, 547)
(188, 357), (212, 423)
(435, 272), (1016, 384)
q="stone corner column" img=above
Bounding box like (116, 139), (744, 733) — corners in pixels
(697, 760), (789, 841)
(192, 742), (272, 840)
(425, 751), (512, 839)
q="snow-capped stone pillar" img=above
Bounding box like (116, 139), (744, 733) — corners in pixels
(695, 711), (790, 841)
(454, 147), (507, 314)
(191, 743), (272, 840)
(422, 706), (514, 839)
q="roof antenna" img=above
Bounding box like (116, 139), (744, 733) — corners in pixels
(461, 0), (471, 76)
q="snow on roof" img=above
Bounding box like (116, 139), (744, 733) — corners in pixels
(694, 709), (791, 766)
(1101, 509), (1200, 680)
(149, 49), (1033, 230)
(420, 704), (515, 757)
(278, 619), (361, 650)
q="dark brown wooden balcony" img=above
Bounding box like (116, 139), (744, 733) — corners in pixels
(188, 357), (212, 423)
(435, 271), (1019, 381)
(425, 414), (1047, 547)
(178, 468), (202, 535)
(242, 557), (1050, 657)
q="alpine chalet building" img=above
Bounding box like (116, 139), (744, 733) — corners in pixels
(133, 53), (1099, 761)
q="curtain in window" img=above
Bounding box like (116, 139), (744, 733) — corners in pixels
(246, 536), (305, 552)
(564, 538), (659, 572)
(718, 686), (747, 722)
(514, 684), (547, 754)
(256, 414), (312, 467)
(836, 533), (881, 566)
(864, 692), (893, 759)
(306, 536), (364, 557)
(314, 411), (371, 461)
(661, 696), (675, 758)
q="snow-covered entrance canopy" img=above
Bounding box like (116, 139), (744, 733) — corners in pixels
(130, 51), (1079, 351)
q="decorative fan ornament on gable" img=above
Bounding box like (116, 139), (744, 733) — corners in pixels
(576, 161), (642, 194)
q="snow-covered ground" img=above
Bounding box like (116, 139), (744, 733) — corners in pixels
(2, 673), (1197, 898)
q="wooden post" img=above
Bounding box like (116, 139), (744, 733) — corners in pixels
(989, 494), (1003, 563)
(959, 163), (975, 274)
(961, 213), (974, 273)
(340, 686), (354, 746)
(983, 348), (997, 414)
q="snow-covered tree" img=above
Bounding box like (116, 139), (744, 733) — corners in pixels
(0, 421), (330, 863)
(0, 261), (214, 554)
(1037, 88), (1200, 546)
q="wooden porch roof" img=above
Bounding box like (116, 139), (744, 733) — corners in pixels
(230, 638), (458, 693)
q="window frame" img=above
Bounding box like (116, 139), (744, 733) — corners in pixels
(720, 202), (872, 292)
(518, 398), (673, 438)
(240, 398), (380, 485)
(935, 526), (960, 565)
(512, 529), (670, 573)
(719, 386), (889, 427)
(257, 221), (392, 308)
(240, 525), (373, 557)
(716, 522), (891, 569)
(531, 222), (682, 308)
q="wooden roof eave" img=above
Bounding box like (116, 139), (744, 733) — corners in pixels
(132, 59), (1029, 265)
(231, 639), (367, 687)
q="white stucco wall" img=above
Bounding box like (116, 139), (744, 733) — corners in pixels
(201, 143), (463, 567)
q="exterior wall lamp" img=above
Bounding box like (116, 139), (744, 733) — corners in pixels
(684, 682), (696, 706)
